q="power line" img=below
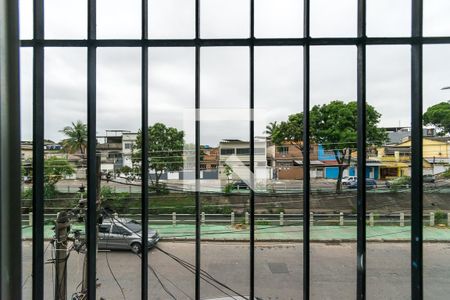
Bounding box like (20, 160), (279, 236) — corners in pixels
(145, 258), (177, 300)
(22, 242), (52, 288)
(145, 263), (194, 300)
(105, 250), (126, 300)
(105, 211), (248, 299)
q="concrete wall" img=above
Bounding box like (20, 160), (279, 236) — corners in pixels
(202, 191), (450, 213)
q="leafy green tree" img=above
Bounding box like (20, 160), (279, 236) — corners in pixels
(270, 101), (387, 192)
(44, 156), (75, 187)
(43, 157), (75, 198)
(119, 165), (133, 176)
(134, 123), (185, 189)
(271, 113), (304, 150)
(222, 163), (234, 194)
(60, 121), (88, 155)
(423, 102), (450, 136)
(223, 163), (233, 182)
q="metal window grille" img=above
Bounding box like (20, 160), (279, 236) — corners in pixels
(0, 0), (449, 299)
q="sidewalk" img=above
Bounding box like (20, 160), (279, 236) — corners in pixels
(22, 224), (450, 242)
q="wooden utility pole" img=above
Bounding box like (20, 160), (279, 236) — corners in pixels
(81, 153), (102, 295)
(54, 154), (102, 299)
(54, 212), (70, 300)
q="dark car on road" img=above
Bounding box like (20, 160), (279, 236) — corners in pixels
(98, 218), (160, 253)
(423, 174), (436, 183)
(232, 180), (249, 190)
(348, 178), (378, 189)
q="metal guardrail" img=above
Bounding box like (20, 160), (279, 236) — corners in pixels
(21, 211), (450, 227)
(20, 181), (450, 195)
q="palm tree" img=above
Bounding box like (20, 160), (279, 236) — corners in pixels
(264, 121), (278, 137)
(60, 121), (87, 155)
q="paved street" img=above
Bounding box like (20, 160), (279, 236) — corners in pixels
(22, 241), (450, 300)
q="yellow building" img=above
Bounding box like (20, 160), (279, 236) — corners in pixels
(396, 137), (450, 160)
(376, 137), (449, 179)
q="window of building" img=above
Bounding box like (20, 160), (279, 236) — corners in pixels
(255, 147), (265, 155)
(236, 148), (250, 155)
(277, 146), (289, 155)
(220, 148), (235, 155)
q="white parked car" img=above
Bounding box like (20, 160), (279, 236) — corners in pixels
(342, 176), (357, 186)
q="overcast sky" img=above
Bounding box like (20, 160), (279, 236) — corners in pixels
(19, 0), (450, 146)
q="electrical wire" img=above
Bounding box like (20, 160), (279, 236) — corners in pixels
(105, 212), (246, 299)
(105, 217), (181, 300)
(141, 254), (177, 300)
(145, 263), (194, 300)
(22, 242), (52, 288)
(153, 245), (243, 300)
(105, 249), (127, 300)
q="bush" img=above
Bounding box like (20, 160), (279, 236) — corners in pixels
(149, 182), (169, 195)
(443, 169), (450, 179)
(44, 184), (58, 199)
(22, 188), (33, 199)
(435, 210), (447, 225)
(100, 186), (132, 212)
(389, 176), (411, 191)
(223, 183), (234, 194)
(255, 220), (271, 226)
(203, 204), (233, 214)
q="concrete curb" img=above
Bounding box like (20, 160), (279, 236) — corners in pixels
(22, 238), (450, 243)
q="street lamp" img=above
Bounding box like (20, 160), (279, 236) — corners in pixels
(441, 87), (450, 103)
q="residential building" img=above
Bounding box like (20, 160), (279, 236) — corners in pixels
(200, 145), (219, 170)
(21, 141), (33, 161)
(394, 136), (450, 175)
(97, 130), (129, 173)
(122, 132), (138, 168)
(218, 138), (269, 185)
(384, 126), (437, 145)
(317, 145), (354, 179)
(346, 159), (382, 179)
(21, 141), (84, 180)
(267, 141), (323, 180)
(376, 140), (439, 179)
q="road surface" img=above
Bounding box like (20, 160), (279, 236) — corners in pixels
(21, 241), (450, 299)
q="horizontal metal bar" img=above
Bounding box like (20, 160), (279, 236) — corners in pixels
(19, 36), (450, 48)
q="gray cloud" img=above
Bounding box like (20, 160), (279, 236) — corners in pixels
(19, 1), (450, 145)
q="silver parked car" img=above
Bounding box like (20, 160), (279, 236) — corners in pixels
(98, 218), (160, 254)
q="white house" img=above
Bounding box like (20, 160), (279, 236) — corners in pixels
(122, 133), (138, 168)
(218, 138), (271, 188)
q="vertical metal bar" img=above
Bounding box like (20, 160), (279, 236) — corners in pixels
(87, 0), (97, 299)
(32, 0), (45, 298)
(356, 0), (367, 298)
(411, 0), (423, 299)
(141, 0), (149, 299)
(302, 0), (310, 299)
(249, 0), (255, 299)
(195, 0), (201, 299)
(0, 0), (22, 297)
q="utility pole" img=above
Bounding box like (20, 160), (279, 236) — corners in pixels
(54, 211), (70, 300)
(81, 153), (102, 295)
(53, 154), (102, 300)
